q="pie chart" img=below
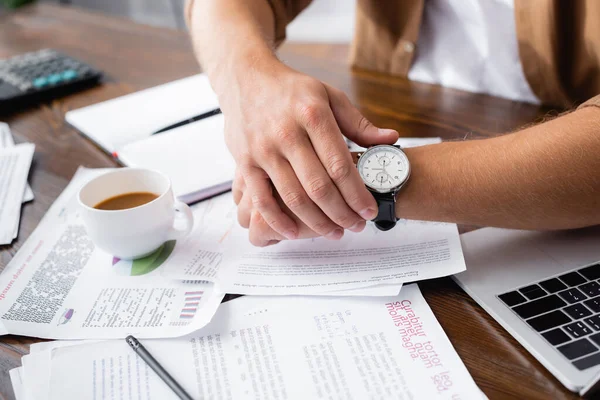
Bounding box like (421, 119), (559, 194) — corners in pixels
(111, 240), (176, 276)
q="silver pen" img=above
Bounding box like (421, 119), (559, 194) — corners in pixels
(125, 335), (195, 400)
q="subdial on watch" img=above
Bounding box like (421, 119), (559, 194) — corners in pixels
(376, 171), (389, 184)
(378, 156), (391, 167)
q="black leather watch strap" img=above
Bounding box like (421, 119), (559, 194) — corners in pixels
(373, 192), (397, 231)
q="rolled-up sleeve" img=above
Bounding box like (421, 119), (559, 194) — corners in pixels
(185, 0), (312, 45)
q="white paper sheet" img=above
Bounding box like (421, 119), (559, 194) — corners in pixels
(0, 123), (34, 203)
(348, 136), (443, 152)
(117, 114), (235, 201)
(9, 367), (25, 400)
(65, 74), (219, 153)
(0, 167), (224, 339)
(217, 220), (465, 294)
(42, 284), (483, 400)
(158, 192), (466, 295)
(0, 143), (34, 245)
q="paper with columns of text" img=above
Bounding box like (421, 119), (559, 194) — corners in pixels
(0, 167), (224, 339)
(0, 123), (34, 203)
(0, 142), (34, 245)
(16, 284), (485, 400)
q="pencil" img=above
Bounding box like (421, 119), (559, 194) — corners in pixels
(125, 335), (194, 400)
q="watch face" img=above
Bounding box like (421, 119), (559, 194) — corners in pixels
(357, 145), (410, 193)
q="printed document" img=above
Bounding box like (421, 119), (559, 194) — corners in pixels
(0, 142), (34, 245)
(0, 168), (223, 339)
(0, 122), (34, 203)
(26, 284), (484, 399)
(158, 192), (466, 295)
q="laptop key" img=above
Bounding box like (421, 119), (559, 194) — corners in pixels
(513, 295), (566, 319)
(591, 333), (600, 347)
(498, 291), (527, 307)
(559, 272), (587, 287)
(563, 304), (592, 319)
(542, 328), (571, 345)
(557, 338), (597, 360)
(564, 321), (592, 338)
(558, 288), (587, 304)
(584, 296), (600, 313)
(573, 352), (600, 371)
(579, 281), (600, 297)
(519, 284), (547, 300)
(527, 310), (571, 332)
(579, 264), (600, 281)
(539, 278), (567, 294)
(584, 315), (600, 331)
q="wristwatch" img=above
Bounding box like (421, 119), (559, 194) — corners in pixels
(355, 144), (411, 231)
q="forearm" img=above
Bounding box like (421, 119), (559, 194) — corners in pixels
(398, 107), (600, 229)
(186, 0), (280, 95)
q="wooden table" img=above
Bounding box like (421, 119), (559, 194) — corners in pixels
(0, 3), (578, 399)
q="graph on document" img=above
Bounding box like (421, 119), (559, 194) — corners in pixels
(180, 290), (204, 319)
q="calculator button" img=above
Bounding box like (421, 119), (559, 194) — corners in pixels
(573, 352), (600, 370)
(47, 74), (62, 85)
(32, 77), (48, 88)
(61, 69), (78, 80)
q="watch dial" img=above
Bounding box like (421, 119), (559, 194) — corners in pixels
(357, 146), (410, 192)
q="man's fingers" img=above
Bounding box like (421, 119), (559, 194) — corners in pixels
(264, 158), (344, 239)
(248, 210), (284, 247)
(298, 105), (378, 222)
(237, 188), (252, 228)
(242, 165), (298, 240)
(284, 134), (368, 231)
(325, 84), (398, 147)
(232, 168), (245, 205)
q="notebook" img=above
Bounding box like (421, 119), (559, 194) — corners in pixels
(65, 74), (232, 203)
(117, 114), (234, 204)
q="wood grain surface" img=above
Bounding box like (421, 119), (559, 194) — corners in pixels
(0, 3), (579, 399)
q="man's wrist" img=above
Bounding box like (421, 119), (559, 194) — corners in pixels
(210, 44), (280, 98)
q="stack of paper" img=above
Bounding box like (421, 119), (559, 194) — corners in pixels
(9, 284), (486, 400)
(0, 168), (224, 339)
(0, 123), (34, 245)
(0, 161), (466, 340)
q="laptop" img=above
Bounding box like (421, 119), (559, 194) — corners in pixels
(454, 226), (600, 397)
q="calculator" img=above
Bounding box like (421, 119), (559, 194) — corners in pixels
(0, 49), (102, 112)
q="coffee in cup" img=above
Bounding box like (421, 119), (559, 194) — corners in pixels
(78, 168), (194, 260)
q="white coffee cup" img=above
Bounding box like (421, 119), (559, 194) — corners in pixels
(78, 168), (194, 260)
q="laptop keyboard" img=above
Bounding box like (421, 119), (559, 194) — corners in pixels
(498, 262), (600, 371)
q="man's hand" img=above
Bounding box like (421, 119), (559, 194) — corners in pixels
(221, 61), (398, 242)
(233, 168), (326, 246)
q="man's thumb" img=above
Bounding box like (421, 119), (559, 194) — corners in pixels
(325, 84), (399, 147)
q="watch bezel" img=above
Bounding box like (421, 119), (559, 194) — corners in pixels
(357, 144), (411, 194)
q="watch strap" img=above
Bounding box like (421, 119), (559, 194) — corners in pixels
(373, 192), (397, 231)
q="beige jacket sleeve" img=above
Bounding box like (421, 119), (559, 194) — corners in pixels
(184, 0), (312, 45)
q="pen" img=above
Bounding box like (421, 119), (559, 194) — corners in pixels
(125, 335), (195, 400)
(152, 108), (221, 135)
